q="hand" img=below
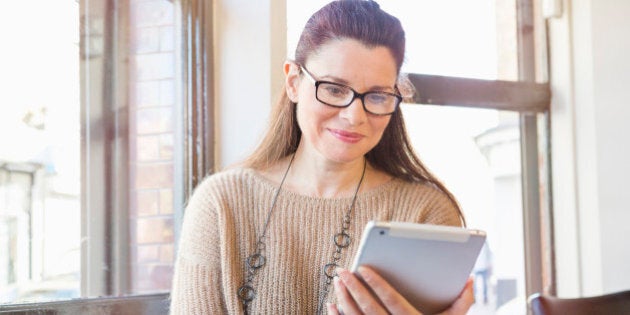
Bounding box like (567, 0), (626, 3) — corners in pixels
(439, 277), (475, 315)
(326, 266), (475, 315)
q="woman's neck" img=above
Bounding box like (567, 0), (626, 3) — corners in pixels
(290, 156), (365, 198)
(259, 145), (394, 198)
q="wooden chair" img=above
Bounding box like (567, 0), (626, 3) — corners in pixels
(528, 290), (630, 315)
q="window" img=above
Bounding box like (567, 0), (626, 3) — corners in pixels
(1, 0), (81, 303)
(79, 0), (185, 297)
(392, 1), (552, 313)
(0, 0), (213, 308)
(1, 0), (552, 313)
(289, 1), (551, 314)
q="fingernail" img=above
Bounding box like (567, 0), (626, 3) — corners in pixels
(333, 276), (342, 289)
(335, 267), (347, 279)
(358, 266), (369, 280)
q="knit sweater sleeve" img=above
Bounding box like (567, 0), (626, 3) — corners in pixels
(170, 177), (226, 314)
(417, 183), (463, 228)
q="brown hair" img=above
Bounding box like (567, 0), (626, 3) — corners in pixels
(242, 0), (465, 225)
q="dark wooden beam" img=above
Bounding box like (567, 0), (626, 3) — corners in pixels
(408, 73), (550, 113)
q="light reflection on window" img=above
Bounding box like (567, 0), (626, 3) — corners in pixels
(0, 0), (81, 304)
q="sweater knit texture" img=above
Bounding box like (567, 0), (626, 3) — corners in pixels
(169, 168), (461, 314)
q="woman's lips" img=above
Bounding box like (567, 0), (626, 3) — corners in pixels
(329, 128), (364, 143)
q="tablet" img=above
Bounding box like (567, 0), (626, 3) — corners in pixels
(350, 221), (486, 314)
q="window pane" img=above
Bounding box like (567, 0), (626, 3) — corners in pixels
(380, 0), (517, 80)
(287, 0), (520, 81)
(127, 0), (181, 295)
(401, 104), (526, 314)
(0, 0), (81, 303)
(82, 0), (183, 296)
(0, 0), (184, 304)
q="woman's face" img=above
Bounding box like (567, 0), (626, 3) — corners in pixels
(286, 38), (398, 164)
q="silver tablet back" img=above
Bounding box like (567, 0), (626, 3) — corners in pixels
(350, 221), (486, 314)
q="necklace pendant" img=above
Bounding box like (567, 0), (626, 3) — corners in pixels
(333, 232), (351, 248)
(246, 253), (266, 269)
(323, 263), (338, 279)
(238, 284), (256, 302)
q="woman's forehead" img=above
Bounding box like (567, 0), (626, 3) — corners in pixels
(305, 38), (399, 87)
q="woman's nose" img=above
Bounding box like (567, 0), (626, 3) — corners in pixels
(339, 96), (368, 125)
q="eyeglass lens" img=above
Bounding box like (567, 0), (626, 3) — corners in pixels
(317, 82), (398, 115)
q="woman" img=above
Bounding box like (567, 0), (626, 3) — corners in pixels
(170, 1), (474, 314)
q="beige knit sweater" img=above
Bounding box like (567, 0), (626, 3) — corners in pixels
(169, 168), (461, 314)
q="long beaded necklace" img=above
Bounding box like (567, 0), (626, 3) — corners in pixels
(237, 154), (367, 314)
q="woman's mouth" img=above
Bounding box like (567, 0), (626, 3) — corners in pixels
(329, 129), (364, 143)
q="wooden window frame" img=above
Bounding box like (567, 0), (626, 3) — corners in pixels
(405, 0), (555, 302)
(2, 0), (553, 313)
(1, 0), (212, 313)
(80, 0), (216, 298)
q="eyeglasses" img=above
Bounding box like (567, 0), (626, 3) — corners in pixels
(299, 65), (402, 116)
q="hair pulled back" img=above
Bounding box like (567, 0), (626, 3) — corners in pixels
(243, 0), (464, 225)
(295, 0), (405, 72)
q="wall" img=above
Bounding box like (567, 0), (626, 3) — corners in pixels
(549, 0), (630, 296)
(214, 0), (286, 168)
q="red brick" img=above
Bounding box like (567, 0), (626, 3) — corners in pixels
(132, 264), (151, 292)
(132, 264), (174, 293)
(133, 53), (175, 80)
(137, 245), (159, 263)
(159, 188), (173, 214)
(132, 81), (160, 108)
(130, 0), (174, 27)
(159, 244), (174, 263)
(136, 135), (160, 161)
(159, 26), (174, 52)
(132, 27), (159, 53)
(136, 189), (159, 216)
(135, 162), (173, 190)
(150, 265), (173, 291)
(158, 80), (174, 106)
(136, 217), (174, 244)
(136, 107), (173, 134)
(158, 134), (173, 159)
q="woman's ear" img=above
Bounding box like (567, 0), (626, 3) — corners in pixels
(284, 61), (300, 103)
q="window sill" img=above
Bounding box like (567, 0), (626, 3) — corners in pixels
(0, 292), (169, 315)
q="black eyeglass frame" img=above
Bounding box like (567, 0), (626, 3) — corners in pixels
(299, 65), (402, 116)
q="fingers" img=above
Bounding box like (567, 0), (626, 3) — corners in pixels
(357, 266), (420, 315)
(335, 267), (422, 315)
(334, 267), (473, 315)
(336, 268), (389, 315)
(334, 275), (364, 314)
(327, 302), (340, 315)
(440, 277), (475, 315)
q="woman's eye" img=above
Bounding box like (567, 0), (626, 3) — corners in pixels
(366, 93), (388, 104)
(324, 85), (348, 96)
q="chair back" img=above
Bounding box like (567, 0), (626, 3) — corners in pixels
(528, 290), (630, 315)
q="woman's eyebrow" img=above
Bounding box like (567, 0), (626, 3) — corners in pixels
(317, 74), (349, 85)
(318, 74), (396, 92)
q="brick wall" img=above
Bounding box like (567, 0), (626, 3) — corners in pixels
(128, 0), (178, 293)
